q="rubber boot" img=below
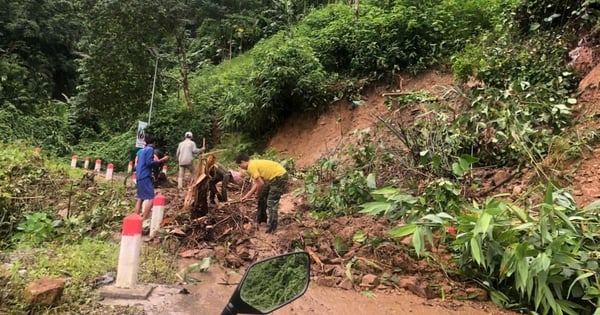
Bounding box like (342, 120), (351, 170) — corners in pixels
(266, 221), (278, 233)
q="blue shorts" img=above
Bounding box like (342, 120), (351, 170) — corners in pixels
(136, 177), (155, 200)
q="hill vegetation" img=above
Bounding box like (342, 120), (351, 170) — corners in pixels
(2, 0), (524, 163)
(3, 0), (600, 314)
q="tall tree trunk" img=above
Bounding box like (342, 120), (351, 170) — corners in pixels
(177, 33), (193, 110)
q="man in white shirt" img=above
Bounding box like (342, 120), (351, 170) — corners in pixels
(176, 131), (204, 189)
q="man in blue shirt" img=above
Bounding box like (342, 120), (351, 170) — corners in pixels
(134, 134), (170, 220)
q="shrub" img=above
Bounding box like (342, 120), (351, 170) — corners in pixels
(379, 185), (600, 315)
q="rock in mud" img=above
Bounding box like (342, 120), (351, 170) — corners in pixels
(360, 274), (379, 289)
(24, 277), (66, 306)
(339, 278), (354, 290)
(398, 276), (430, 299)
(235, 247), (255, 261)
(512, 185), (522, 194)
(196, 248), (215, 259)
(214, 246), (227, 260)
(492, 170), (511, 186)
(225, 254), (243, 268)
(179, 249), (200, 258)
(316, 276), (338, 287)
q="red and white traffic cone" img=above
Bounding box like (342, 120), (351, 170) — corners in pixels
(70, 155), (78, 168)
(84, 157), (90, 169)
(150, 194), (165, 238)
(115, 213), (142, 288)
(127, 161), (133, 174)
(106, 163), (114, 180)
(94, 159), (102, 173)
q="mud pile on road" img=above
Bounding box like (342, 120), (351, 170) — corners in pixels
(152, 183), (488, 302)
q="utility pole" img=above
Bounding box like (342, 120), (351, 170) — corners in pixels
(146, 46), (159, 125)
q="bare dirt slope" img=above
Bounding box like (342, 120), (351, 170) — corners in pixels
(269, 71), (455, 169)
(567, 57), (600, 207)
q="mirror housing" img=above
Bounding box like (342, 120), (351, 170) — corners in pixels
(221, 251), (310, 315)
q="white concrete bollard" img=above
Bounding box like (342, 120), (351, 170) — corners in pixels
(127, 161), (133, 174)
(94, 159), (102, 173)
(115, 213), (142, 288)
(70, 155), (78, 168)
(84, 157), (90, 169)
(150, 194), (165, 238)
(106, 163), (114, 180)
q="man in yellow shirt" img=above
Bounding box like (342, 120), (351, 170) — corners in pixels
(236, 153), (288, 233)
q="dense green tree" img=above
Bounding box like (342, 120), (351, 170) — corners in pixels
(76, 0), (169, 130)
(0, 0), (81, 112)
(70, 0), (335, 135)
(192, 0), (331, 65)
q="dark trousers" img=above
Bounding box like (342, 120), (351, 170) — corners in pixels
(210, 171), (231, 202)
(257, 173), (288, 225)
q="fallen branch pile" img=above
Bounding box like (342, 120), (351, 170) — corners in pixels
(175, 153), (253, 246)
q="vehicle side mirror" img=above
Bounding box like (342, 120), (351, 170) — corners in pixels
(221, 251), (310, 315)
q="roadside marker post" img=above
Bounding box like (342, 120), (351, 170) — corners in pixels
(128, 161), (133, 173)
(162, 165), (167, 174)
(94, 159), (102, 173)
(84, 157), (90, 169)
(132, 172), (137, 185)
(115, 214), (142, 288)
(106, 163), (114, 180)
(70, 155), (78, 168)
(150, 194), (165, 238)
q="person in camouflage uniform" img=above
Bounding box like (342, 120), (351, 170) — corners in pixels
(236, 153), (288, 233)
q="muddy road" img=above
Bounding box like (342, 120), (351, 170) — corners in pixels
(102, 257), (513, 315)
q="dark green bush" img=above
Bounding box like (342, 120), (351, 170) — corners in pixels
(190, 55), (259, 135)
(196, 35), (333, 137)
(0, 103), (74, 156)
(0, 143), (56, 247)
(250, 35), (332, 116)
(72, 131), (136, 172)
(452, 32), (574, 88)
(144, 106), (213, 155)
(296, 0), (507, 79)
(297, 4), (355, 73)
(513, 0), (587, 33)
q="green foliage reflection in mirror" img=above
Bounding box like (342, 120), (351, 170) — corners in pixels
(239, 252), (309, 313)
